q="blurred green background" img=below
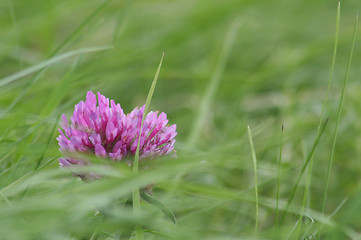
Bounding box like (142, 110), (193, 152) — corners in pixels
(0, 0), (361, 239)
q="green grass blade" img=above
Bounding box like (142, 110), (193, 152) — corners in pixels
(40, 58), (80, 116)
(34, 116), (60, 170)
(321, 12), (358, 223)
(279, 118), (329, 225)
(275, 125), (284, 230)
(247, 125), (259, 235)
(112, 0), (132, 44)
(51, 0), (111, 56)
(132, 52), (164, 240)
(318, 1), (340, 128)
(140, 192), (177, 224)
(295, 142), (314, 239)
(311, 2), (340, 238)
(6, 0), (22, 68)
(0, 45), (111, 89)
(187, 19), (241, 148)
(308, 2), (340, 204)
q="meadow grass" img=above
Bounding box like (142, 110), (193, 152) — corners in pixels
(0, 0), (361, 239)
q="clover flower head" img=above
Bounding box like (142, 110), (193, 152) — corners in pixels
(57, 91), (177, 168)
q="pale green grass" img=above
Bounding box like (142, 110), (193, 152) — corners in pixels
(247, 125), (259, 235)
(275, 125), (283, 230)
(187, 19), (241, 148)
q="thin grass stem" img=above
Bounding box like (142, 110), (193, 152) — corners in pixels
(34, 115), (61, 170)
(247, 125), (259, 235)
(320, 13), (358, 234)
(295, 142), (314, 239)
(318, 1), (341, 129)
(279, 118), (328, 225)
(6, 0), (22, 68)
(187, 19), (241, 148)
(275, 124), (284, 230)
(305, 5), (341, 233)
(132, 52), (164, 240)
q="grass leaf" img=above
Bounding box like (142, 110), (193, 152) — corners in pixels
(132, 52), (164, 240)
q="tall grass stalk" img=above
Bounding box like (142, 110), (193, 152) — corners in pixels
(187, 19), (241, 148)
(279, 3), (342, 225)
(294, 5), (341, 230)
(247, 125), (259, 235)
(132, 52), (164, 240)
(275, 125), (284, 230)
(173, 19), (241, 195)
(279, 118), (328, 225)
(320, 13), (358, 232)
(294, 142), (314, 239)
(6, 0), (22, 68)
(318, 1), (340, 128)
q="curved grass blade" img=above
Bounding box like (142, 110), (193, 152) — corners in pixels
(140, 192), (177, 224)
(0, 46), (111, 89)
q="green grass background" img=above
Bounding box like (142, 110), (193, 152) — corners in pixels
(0, 0), (361, 239)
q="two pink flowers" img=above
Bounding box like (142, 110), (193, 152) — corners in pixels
(57, 91), (177, 167)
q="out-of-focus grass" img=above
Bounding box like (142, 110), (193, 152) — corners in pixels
(1, 0), (361, 239)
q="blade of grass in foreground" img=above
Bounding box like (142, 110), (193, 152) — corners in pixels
(320, 13), (358, 233)
(247, 125), (259, 235)
(279, 118), (329, 225)
(275, 125), (284, 230)
(132, 52), (164, 240)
